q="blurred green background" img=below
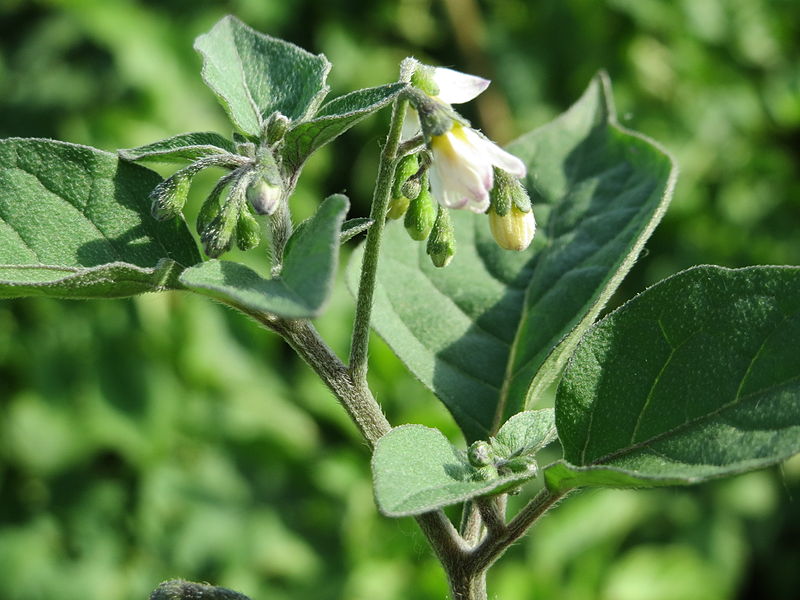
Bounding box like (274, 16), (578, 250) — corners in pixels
(1, 1), (799, 599)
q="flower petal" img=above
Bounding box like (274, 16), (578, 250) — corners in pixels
(432, 67), (490, 104)
(401, 106), (422, 141)
(466, 130), (527, 178)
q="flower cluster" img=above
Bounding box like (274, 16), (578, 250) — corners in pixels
(389, 63), (536, 265)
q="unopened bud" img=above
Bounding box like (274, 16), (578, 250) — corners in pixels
(404, 181), (436, 241)
(426, 205), (456, 267)
(467, 441), (494, 468)
(264, 112), (290, 145)
(488, 205), (536, 252)
(392, 154), (419, 199)
(247, 177), (283, 215)
(236, 208), (261, 251)
(150, 173), (191, 221)
(386, 195), (410, 220)
(200, 200), (238, 258)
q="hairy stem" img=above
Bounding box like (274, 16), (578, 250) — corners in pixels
(349, 58), (416, 381)
(470, 488), (566, 574)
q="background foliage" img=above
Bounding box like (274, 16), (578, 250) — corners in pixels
(1, 1), (799, 599)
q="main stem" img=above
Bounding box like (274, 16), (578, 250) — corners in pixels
(349, 59), (416, 382)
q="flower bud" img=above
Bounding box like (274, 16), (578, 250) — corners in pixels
(426, 205), (456, 267)
(386, 195), (410, 221)
(488, 205), (536, 252)
(236, 208), (261, 251)
(150, 173), (191, 221)
(391, 154), (419, 199)
(200, 198), (238, 258)
(264, 112), (290, 145)
(467, 441), (494, 468)
(246, 177), (283, 215)
(404, 181), (436, 241)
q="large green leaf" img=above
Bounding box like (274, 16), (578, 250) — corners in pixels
(372, 425), (541, 517)
(118, 132), (236, 164)
(179, 194), (348, 318)
(194, 16), (331, 136)
(545, 266), (800, 492)
(282, 83), (407, 169)
(349, 73), (676, 441)
(0, 138), (200, 298)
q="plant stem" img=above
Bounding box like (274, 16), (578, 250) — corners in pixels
(470, 487), (566, 574)
(349, 58), (416, 382)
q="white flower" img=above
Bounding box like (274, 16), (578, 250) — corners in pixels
(402, 67), (489, 140)
(428, 123), (525, 213)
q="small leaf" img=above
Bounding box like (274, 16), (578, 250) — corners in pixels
(545, 265), (800, 492)
(340, 218), (373, 243)
(372, 425), (540, 517)
(180, 194), (348, 318)
(194, 15), (331, 136)
(282, 83), (407, 169)
(493, 409), (557, 459)
(348, 72), (676, 441)
(119, 132), (236, 164)
(0, 138), (200, 298)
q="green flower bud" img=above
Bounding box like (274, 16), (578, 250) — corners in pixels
(236, 207), (261, 251)
(404, 180), (436, 241)
(149, 173), (191, 221)
(467, 441), (494, 468)
(386, 195), (410, 221)
(264, 112), (290, 145)
(426, 205), (456, 267)
(200, 197), (238, 258)
(246, 177), (283, 215)
(391, 154), (419, 199)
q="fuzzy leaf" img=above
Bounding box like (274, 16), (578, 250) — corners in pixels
(493, 409), (557, 459)
(372, 425), (540, 517)
(545, 266), (800, 492)
(180, 194), (348, 318)
(119, 132), (236, 164)
(194, 15), (331, 136)
(348, 73), (676, 441)
(282, 83), (407, 169)
(0, 138), (200, 298)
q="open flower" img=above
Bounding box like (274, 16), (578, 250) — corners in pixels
(428, 123), (525, 213)
(405, 65), (527, 213)
(402, 66), (490, 139)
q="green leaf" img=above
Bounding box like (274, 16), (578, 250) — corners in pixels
(545, 265), (800, 492)
(0, 138), (200, 298)
(493, 409), (557, 459)
(372, 425), (540, 517)
(282, 83), (407, 169)
(194, 15), (331, 136)
(348, 72), (676, 442)
(118, 132), (236, 164)
(179, 194), (348, 318)
(340, 217), (373, 244)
